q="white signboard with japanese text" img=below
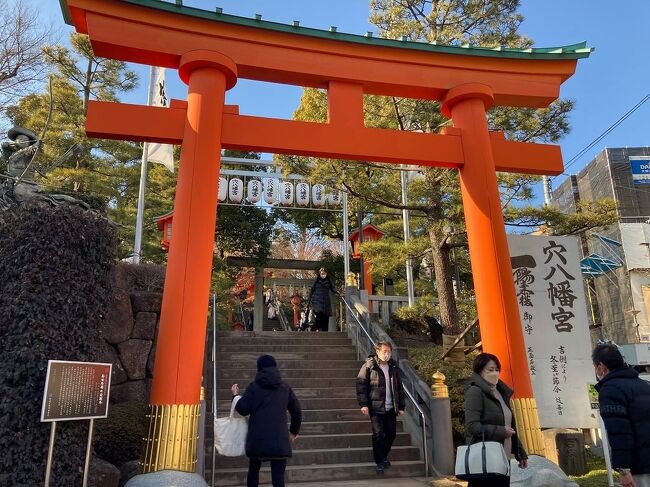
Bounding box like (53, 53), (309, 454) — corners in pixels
(508, 235), (598, 428)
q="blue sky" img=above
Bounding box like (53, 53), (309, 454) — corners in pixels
(46, 1), (650, 202)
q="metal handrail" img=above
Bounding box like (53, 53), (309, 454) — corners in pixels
(211, 293), (217, 487)
(338, 294), (429, 479)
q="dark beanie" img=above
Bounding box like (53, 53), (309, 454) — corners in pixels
(257, 354), (277, 371)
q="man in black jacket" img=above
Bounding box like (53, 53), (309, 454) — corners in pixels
(356, 341), (406, 475)
(232, 355), (302, 487)
(593, 344), (650, 487)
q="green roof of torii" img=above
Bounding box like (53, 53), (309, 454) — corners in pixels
(60, 0), (593, 61)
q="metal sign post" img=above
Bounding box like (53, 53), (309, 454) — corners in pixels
(41, 360), (112, 487)
(598, 414), (615, 487)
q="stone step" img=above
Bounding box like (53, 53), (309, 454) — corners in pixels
(208, 432), (411, 454)
(215, 344), (356, 353)
(216, 337), (352, 346)
(211, 461), (425, 486)
(217, 376), (359, 390)
(216, 387), (355, 400)
(216, 359), (361, 369)
(298, 420), (404, 435)
(217, 351), (358, 361)
(214, 445), (420, 469)
(216, 331), (348, 338)
(217, 397), (359, 412)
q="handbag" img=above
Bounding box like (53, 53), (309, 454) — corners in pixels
(214, 396), (248, 457)
(454, 429), (510, 480)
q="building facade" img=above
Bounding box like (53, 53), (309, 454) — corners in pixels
(554, 147), (650, 346)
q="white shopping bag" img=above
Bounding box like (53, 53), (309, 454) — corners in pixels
(214, 396), (248, 456)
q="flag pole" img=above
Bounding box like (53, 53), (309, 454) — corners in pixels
(133, 66), (156, 264)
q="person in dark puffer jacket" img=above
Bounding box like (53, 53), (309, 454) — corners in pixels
(594, 343), (650, 487)
(306, 267), (337, 332)
(232, 355), (302, 487)
(356, 341), (406, 475)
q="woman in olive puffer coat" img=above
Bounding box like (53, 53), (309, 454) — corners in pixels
(463, 353), (528, 487)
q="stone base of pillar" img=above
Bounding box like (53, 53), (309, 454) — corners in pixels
(511, 397), (546, 456)
(125, 470), (208, 487)
(141, 404), (200, 473)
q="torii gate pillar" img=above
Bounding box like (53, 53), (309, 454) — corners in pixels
(141, 51), (237, 473)
(442, 84), (543, 453)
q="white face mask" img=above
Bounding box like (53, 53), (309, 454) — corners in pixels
(320, 272), (327, 278)
(377, 351), (391, 362)
(481, 370), (499, 386)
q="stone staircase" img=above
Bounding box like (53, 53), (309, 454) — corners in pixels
(208, 331), (424, 485)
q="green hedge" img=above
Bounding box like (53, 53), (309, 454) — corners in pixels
(407, 345), (476, 446)
(0, 203), (117, 485)
(94, 402), (148, 466)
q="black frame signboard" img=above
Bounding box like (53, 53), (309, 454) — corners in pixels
(41, 360), (112, 422)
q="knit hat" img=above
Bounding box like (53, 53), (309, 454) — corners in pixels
(257, 354), (277, 371)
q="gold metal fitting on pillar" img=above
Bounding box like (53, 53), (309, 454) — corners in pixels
(431, 370), (449, 398)
(140, 404), (201, 473)
(510, 397), (546, 456)
(346, 272), (358, 287)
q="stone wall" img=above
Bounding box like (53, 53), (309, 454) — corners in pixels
(99, 263), (165, 405)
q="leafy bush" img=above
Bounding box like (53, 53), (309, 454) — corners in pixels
(94, 402), (148, 466)
(0, 203), (117, 485)
(407, 345), (477, 445)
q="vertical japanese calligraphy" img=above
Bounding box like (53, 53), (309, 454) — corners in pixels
(508, 235), (597, 428)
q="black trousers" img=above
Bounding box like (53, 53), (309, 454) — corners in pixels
(247, 458), (287, 487)
(314, 311), (329, 331)
(468, 476), (510, 487)
(370, 410), (397, 465)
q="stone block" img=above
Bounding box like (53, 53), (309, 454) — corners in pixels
(89, 458), (120, 487)
(102, 290), (134, 344)
(543, 428), (587, 476)
(97, 340), (127, 385)
(130, 292), (162, 314)
(510, 454), (579, 487)
(110, 380), (150, 404)
(118, 339), (152, 380)
(125, 471), (207, 487)
(147, 342), (156, 378)
(133, 312), (157, 340)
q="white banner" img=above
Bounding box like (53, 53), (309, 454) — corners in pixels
(145, 67), (174, 172)
(508, 235), (597, 429)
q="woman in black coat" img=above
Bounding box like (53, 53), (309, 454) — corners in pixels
(307, 267), (337, 332)
(463, 353), (527, 486)
(232, 355), (302, 487)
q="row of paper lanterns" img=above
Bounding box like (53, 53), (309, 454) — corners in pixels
(218, 177), (341, 207)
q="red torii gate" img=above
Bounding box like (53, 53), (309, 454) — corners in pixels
(61, 0), (591, 474)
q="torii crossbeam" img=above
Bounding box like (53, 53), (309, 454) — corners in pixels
(61, 0), (592, 475)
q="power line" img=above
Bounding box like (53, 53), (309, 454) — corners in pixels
(554, 91), (650, 179)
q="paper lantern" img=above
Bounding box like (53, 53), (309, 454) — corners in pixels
(228, 177), (244, 203)
(218, 176), (227, 202)
(312, 183), (326, 207)
(264, 178), (277, 205)
(280, 181), (294, 206)
(296, 182), (310, 207)
(247, 179), (262, 204)
(328, 189), (341, 206)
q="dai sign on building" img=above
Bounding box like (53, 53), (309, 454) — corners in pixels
(509, 235), (598, 429)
